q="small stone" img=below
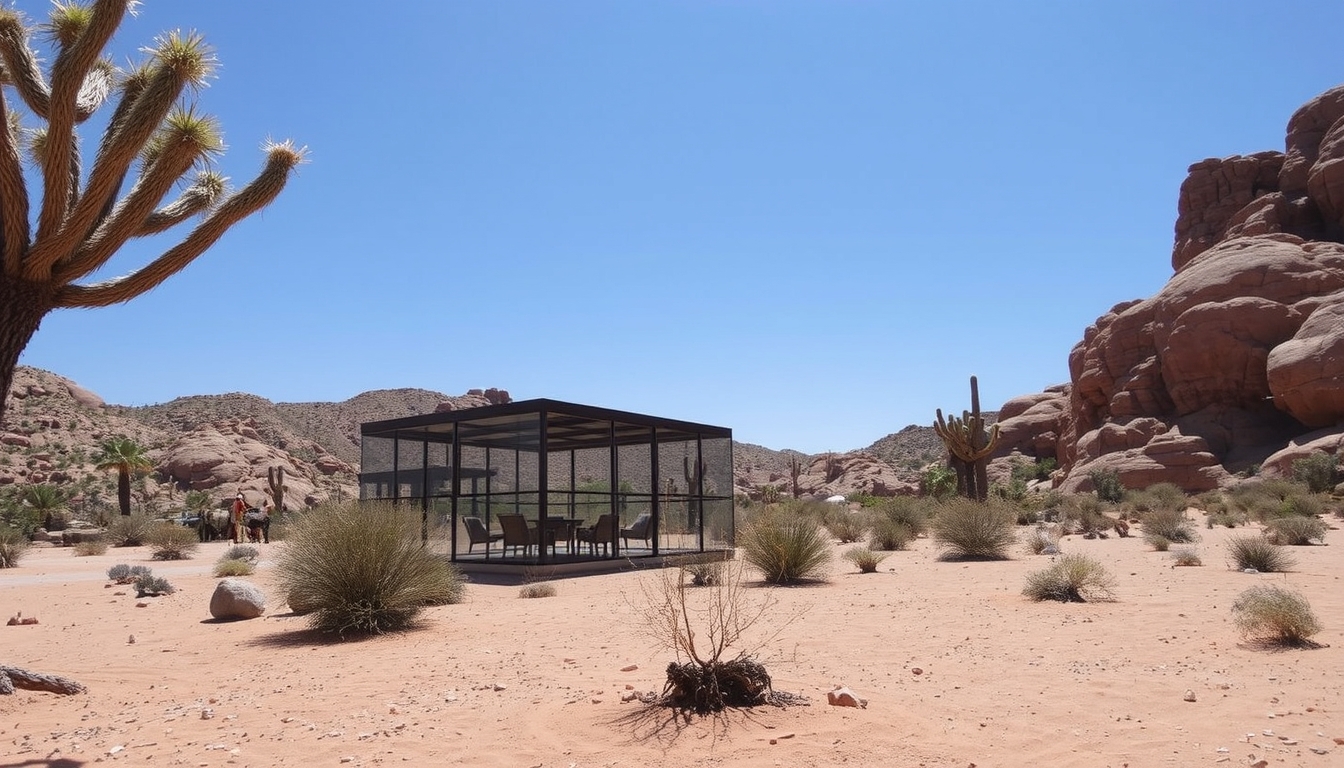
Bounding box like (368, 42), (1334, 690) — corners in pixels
(492, 683), (506, 692)
(1216, 747), (1229, 753)
(1311, 747), (1330, 755)
(200, 709), (214, 720)
(1183, 689), (1196, 702)
(108, 746), (124, 755)
(620, 664), (638, 672)
(128, 635), (135, 644)
(827, 687), (866, 708)
(911, 667), (923, 676)
(590, 698), (601, 704)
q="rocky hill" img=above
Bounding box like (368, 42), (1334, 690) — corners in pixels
(1, 366), (931, 517)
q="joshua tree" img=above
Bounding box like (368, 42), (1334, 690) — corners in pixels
(93, 436), (152, 516)
(933, 376), (1000, 502)
(0, 2), (302, 427)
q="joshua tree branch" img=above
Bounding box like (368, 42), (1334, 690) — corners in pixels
(0, 92), (29, 274)
(0, 13), (52, 117)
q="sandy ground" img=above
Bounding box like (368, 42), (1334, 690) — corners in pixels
(1, 522), (1341, 768)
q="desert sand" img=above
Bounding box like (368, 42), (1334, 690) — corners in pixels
(2, 523), (1341, 768)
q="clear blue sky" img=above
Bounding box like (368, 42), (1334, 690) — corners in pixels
(15, 0), (1344, 454)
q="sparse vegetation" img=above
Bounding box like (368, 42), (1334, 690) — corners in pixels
(824, 513), (868, 543)
(1226, 535), (1296, 573)
(1264, 515), (1327, 545)
(105, 513), (156, 547)
(518, 582), (557, 598)
(134, 573), (175, 597)
(842, 547), (890, 573)
(1170, 548), (1202, 566)
(1232, 585), (1321, 646)
(1026, 525), (1061, 555)
(1141, 509), (1197, 543)
(221, 544), (260, 563)
(275, 501), (466, 637)
(72, 539), (108, 556)
(146, 523), (199, 560)
(868, 516), (915, 551)
(1089, 468), (1125, 503)
(1145, 533), (1171, 552)
(683, 560), (724, 587)
(931, 498), (1016, 560)
(0, 528), (29, 568)
(738, 508), (832, 584)
(1291, 453), (1339, 494)
(213, 558), (255, 577)
(1022, 554), (1116, 602)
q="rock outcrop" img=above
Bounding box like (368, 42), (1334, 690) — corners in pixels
(1003, 85), (1344, 491)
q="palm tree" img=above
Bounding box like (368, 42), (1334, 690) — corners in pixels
(0, 2), (302, 427)
(22, 483), (68, 530)
(94, 437), (153, 516)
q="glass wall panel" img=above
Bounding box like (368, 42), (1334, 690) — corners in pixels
(701, 437), (733, 500)
(616, 438), (653, 495)
(702, 498), (734, 549)
(360, 436), (395, 499)
(425, 439), (452, 498)
(457, 444), (488, 497)
(396, 436), (425, 499)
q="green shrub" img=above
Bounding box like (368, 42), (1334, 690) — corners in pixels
(1142, 509), (1197, 543)
(1265, 515), (1327, 545)
(921, 464), (957, 500)
(145, 523), (200, 560)
(134, 573), (174, 597)
(275, 501), (466, 636)
(868, 517), (914, 551)
(1277, 493), (1323, 519)
(73, 539), (108, 556)
(1061, 494), (1110, 535)
(931, 498), (1016, 560)
(1170, 547), (1202, 566)
(0, 528), (29, 568)
(1291, 453), (1339, 494)
(1022, 554), (1116, 602)
(873, 497), (928, 538)
(1226, 535), (1296, 573)
(107, 563), (151, 584)
(842, 547), (890, 574)
(738, 508), (832, 584)
(1089, 469), (1125, 503)
(1232, 585), (1321, 646)
(221, 544), (260, 562)
(1206, 510), (1247, 529)
(1145, 533), (1171, 552)
(213, 558), (255, 577)
(824, 513), (868, 543)
(105, 514), (156, 547)
(518, 582), (557, 598)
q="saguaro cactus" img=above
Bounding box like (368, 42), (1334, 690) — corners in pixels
(266, 466), (287, 517)
(788, 454), (802, 499)
(933, 376), (1001, 502)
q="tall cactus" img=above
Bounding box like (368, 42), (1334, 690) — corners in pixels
(684, 455), (706, 529)
(788, 454), (802, 499)
(933, 376), (1001, 501)
(266, 466), (287, 518)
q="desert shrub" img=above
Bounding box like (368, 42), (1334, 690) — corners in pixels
(824, 513), (868, 543)
(1145, 533), (1171, 552)
(145, 523), (200, 560)
(107, 563), (151, 583)
(1060, 494), (1111, 535)
(1141, 509), (1197, 543)
(1089, 469), (1125, 503)
(992, 477), (1029, 503)
(1022, 554), (1116, 602)
(873, 496), (929, 537)
(1026, 525), (1061, 555)
(0, 528), (29, 568)
(931, 498), (1016, 560)
(134, 573), (174, 597)
(276, 501), (466, 636)
(1265, 515), (1328, 545)
(220, 544), (260, 563)
(72, 539), (108, 556)
(1206, 510), (1247, 529)
(1232, 585), (1321, 646)
(1291, 453), (1339, 494)
(683, 560), (723, 587)
(213, 558), (255, 577)
(518, 582), (557, 598)
(1011, 457), (1057, 483)
(1277, 492), (1323, 519)
(868, 517), (914, 551)
(105, 513), (156, 547)
(1226, 535), (1296, 573)
(738, 508), (832, 584)
(1170, 547), (1202, 566)
(842, 547), (890, 574)
(921, 464), (957, 500)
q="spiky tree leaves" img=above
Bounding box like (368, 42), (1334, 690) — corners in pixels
(93, 436), (152, 516)
(0, 2), (302, 425)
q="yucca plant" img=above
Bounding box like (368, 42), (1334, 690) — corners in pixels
(931, 498), (1016, 560)
(824, 513), (868, 543)
(0, 528), (28, 568)
(275, 501), (466, 636)
(1232, 585), (1321, 646)
(1226, 535), (1296, 573)
(105, 513), (156, 547)
(1022, 554), (1116, 602)
(841, 546), (889, 574)
(738, 508), (832, 584)
(868, 516), (914, 551)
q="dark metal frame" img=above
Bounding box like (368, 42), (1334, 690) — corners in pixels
(359, 399), (734, 566)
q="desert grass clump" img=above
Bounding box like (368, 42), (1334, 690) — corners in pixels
(221, 544), (260, 563)
(105, 513), (156, 547)
(872, 497), (929, 538)
(275, 501), (466, 637)
(1226, 535), (1296, 573)
(107, 563), (151, 584)
(1170, 547), (1202, 566)
(145, 523), (200, 560)
(1232, 585), (1321, 646)
(683, 560), (724, 587)
(134, 572), (174, 597)
(1141, 509), (1197, 543)
(518, 582), (557, 599)
(213, 558), (255, 577)
(1060, 494), (1111, 535)
(1206, 509), (1247, 529)
(1022, 554), (1116, 602)
(931, 498), (1016, 560)
(1026, 525), (1062, 555)
(738, 508), (832, 584)
(824, 513), (868, 543)
(868, 516), (915, 551)
(72, 539), (109, 556)
(842, 546), (890, 574)
(1265, 515), (1328, 545)
(0, 528), (29, 568)
(1145, 533), (1171, 552)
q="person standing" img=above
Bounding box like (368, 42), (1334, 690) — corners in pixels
(230, 493), (247, 544)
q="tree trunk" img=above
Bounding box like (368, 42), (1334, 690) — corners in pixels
(118, 470), (132, 516)
(0, 278), (55, 429)
(0, 666), (86, 695)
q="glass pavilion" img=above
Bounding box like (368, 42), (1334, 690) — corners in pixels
(360, 399), (734, 567)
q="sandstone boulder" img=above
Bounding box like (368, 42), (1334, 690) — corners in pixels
(209, 579), (266, 620)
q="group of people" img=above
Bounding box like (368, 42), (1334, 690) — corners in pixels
(230, 493), (274, 544)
